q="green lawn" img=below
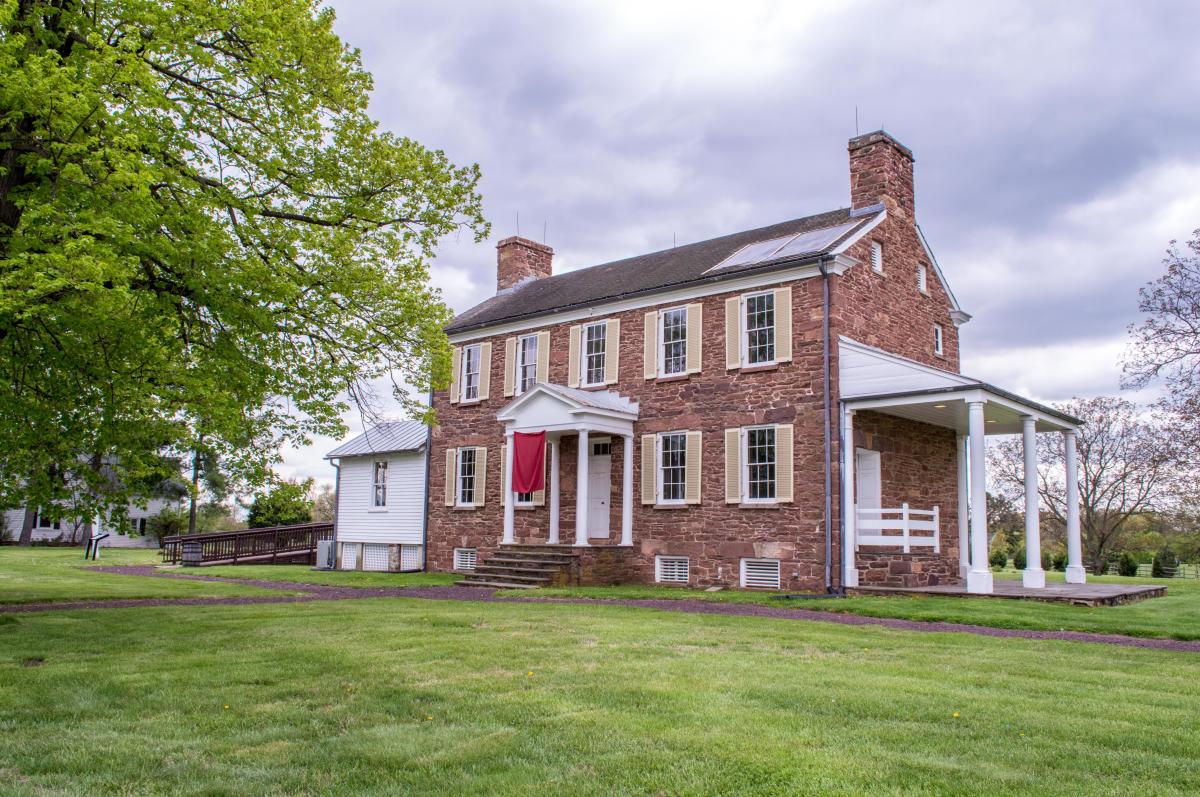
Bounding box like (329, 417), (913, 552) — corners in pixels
(0, 547), (288, 604)
(508, 571), (1200, 641)
(198, 563), (458, 588)
(1, 597), (1197, 795)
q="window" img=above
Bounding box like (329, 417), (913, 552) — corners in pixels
(871, 240), (883, 273)
(656, 556), (690, 584)
(372, 460), (388, 507)
(660, 307), (687, 376)
(517, 334), (538, 394)
(917, 264), (928, 295)
(592, 440), (611, 456)
(453, 548), (477, 571)
(137, 517), (148, 535)
(461, 344), (481, 401)
(744, 292), (775, 365)
(741, 558), (781, 589)
(515, 490), (534, 506)
(457, 448), (477, 506)
(744, 426), (777, 502)
(32, 508), (59, 530)
(934, 324), (944, 356)
(583, 321), (607, 386)
(658, 432), (687, 503)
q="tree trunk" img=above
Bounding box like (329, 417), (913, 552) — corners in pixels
(188, 448), (200, 535)
(17, 505), (35, 546)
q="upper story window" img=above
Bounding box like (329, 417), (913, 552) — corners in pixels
(461, 344), (481, 401)
(657, 431), (688, 503)
(917, 264), (928, 295)
(457, 447), (477, 506)
(743, 292), (776, 365)
(517, 334), (538, 394)
(372, 460), (388, 507)
(934, 323), (944, 356)
(743, 426), (777, 502)
(660, 307), (688, 376)
(583, 321), (607, 386)
(871, 241), (884, 274)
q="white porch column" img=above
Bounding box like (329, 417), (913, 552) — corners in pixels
(841, 409), (858, 588)
(956, 433), (969, 579)
(966, 400), (993, 594)
(1063, 429), (1087, 583)
(1021, 416), (1045, 588)
(574, 428), (590, 547)
(621, 434), (633, 547)
(548, 438), (561, 544)
(502, 430), (515, 545)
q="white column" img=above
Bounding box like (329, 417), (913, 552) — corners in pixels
(841, 409), (858, 588)
(548, 438), (561, 544)
(502, 430), (515, 545)
(956, 433), (969, 580)
(966, 400), (993, 594)
(1063, 429), (1086, 584)
(1021, 416), (1045, 588)
(621, 434), (633, 546)
(574, 428), (590, 547)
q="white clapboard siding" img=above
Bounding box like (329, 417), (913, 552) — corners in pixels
(335, 452), (426, 545)
(838, 338), (973, 398)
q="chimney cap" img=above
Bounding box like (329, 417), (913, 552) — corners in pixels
(496, 236), (554, 255)
(848, 130), (914, 161)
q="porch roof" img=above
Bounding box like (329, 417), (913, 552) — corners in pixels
(496, 382), (639, 436)
(843, 383), (1082, 435)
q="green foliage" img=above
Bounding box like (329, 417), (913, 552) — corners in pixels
(147, 507), (187, 540)
(0, 0), (487, 520)
(1152, 546), (1179, 578)
(988, 549), (1008, 570)
(247, 479), (313, 528)
(1051, 551), (1068, 571)
(1118, 552), (1140, 577)
(1013, 547), (1027, 570)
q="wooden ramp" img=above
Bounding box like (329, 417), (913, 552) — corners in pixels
(849, 579), (1165, 607)
(161, 522), (333, 567)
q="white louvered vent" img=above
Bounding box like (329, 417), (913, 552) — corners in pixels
(362, 543), (390, 572)
(400, 545), (423, 572)
(454, 548), (477, 571)
(340, 543), (358, 571)
(656, 556), (690, 585)
(740, 558), (781, 589)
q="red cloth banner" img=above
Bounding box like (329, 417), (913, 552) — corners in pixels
(512, 431), (546, 493)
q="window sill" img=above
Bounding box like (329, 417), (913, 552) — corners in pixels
(654, 374), (690, 384)
(514, 505), (539, 511)
(737, 362), (778, 374)
(652, 503), (691, 510)
(456, 398), (484, 407)
(452, 505), (478, 511)
(578, 382), (609, 391)
(367, 508), (389, 514)
(738, 502), (782, 510)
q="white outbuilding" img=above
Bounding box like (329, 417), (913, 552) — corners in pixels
(326, 421), (428, 572)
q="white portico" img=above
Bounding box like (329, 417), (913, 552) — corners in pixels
(495, 383), (639, 547)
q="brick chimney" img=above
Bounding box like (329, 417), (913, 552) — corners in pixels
(496, 236), (554, 292)
(848, 131), (915, 220)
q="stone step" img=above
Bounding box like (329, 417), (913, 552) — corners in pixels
(486, 555), (573, 567)
(470, 570), (551, 584)
(501, 545), (580, 555)
(455, 578), (540, 589)
(474, 564), (559, 577)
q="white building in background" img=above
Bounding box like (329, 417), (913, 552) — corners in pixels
(3, 496), (182, 548)
(326, 420), (428, 572)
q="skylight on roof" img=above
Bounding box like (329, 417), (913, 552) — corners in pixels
(706, 221), (860, 273)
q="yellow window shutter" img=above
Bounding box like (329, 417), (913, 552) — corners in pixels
(604, 318), (621, 384)
(685, 431), (702, 504)
(449, 347), (461, 404)
(643, 311), (657, 380)
(567, 325), (582, 388)
(444, 448), (456, 506)
(725, 296), (740, 369)
(686, 303), (703, 374)
(536, 331), (550, 383)
(775, 424), (794, 503)
(478, 342), (492, 400)
(640, 434), (656, 504)
(774, 287), (792, 363)
(503, 337), (516, 397)
(724, 428), (741, 504)
(533, 442), (547, 505)
(474, 447), (488, 506)
(500, 443), (508, 509)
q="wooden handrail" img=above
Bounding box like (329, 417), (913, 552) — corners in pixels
(161, 522), (333, 565)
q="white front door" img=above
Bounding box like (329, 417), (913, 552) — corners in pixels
(855, 448), (882, 512)
(587, 441), (612, 538)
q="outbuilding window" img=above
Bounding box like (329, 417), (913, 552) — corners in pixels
(372, 460), (388, 507)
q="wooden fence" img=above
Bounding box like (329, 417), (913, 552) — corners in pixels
(161, 522), (334, 566)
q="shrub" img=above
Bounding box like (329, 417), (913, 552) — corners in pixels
(1042, 550), (1053, 570)
(1051, 552), (1067, 571)
(1117, 552), (1139, 577)
(1152, 547), (1179, 578)
(1014, 547), (1027, 570)
(989, 549), (1009, 570)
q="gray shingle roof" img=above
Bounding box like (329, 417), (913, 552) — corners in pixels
(325, 421), (428, 459)
(447, 206), (881, 334)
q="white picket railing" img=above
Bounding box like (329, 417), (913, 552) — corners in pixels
(855, 504), (940, 553)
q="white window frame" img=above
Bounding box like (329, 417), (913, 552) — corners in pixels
(453, 548), (477, 571)
(455, 447), (477, 507)
(514, 489), (535, 507)
(655, 555), (690, 584)
(657, 307), (688, 377)
(656, 431), (688, 505)
(741, 425), (778, 505)
(371, 460), (388, 509)
(934, 324), (944, 357)
(581, 321), (608, 387)
(460, 343), (481, 401)
(516, 333), (538, 394)
(740, 291), (776, 367)
(917, 264), (928, 295)
(740, 558), (782, 589)
(871, 240), (883, 274)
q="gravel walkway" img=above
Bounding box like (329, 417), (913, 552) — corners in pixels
(5, 566), (1198, 654)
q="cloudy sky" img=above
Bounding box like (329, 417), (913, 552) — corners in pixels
(281, 0), (1200, 486)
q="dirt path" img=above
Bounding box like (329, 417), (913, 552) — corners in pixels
(5, 566), (1198, 654)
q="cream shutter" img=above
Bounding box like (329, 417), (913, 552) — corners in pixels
(775, 424), (794, 503)
(685, 303), (703, 374)
(503, 337), (516, 397)
(536, 331), (550, 383)
(684, 431), (702, 504)
(774, 287), (792, 363)
(604, 319), (621, 384)
(643, 311), (657, 380)
(725, 297), (740, 369)
(567, 325), (582, 388)
(641, 434), (656, 504)
(533, 442), (547, 506)
(474, 447), (488, 507)
(500, 443), (508, 508)
(725, 428), (741, 504)
(478, 342), (492, 400)
(444, 448), (457, 506)
(449, 347), (461, 404)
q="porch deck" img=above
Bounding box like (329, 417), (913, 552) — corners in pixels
(848, 579), (1165, 607)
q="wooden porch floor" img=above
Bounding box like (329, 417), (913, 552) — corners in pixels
(848, 579), (1165, 607)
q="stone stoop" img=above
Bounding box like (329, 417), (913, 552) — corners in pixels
(456, 544), (579, 589)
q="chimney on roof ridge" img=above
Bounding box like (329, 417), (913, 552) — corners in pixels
(496, 236), (554, 293)
(848, 130), (915, 220)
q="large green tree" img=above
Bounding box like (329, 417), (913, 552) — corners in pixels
(0, 0), (487, 526)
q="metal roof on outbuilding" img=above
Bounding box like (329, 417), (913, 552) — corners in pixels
(325, 421), (428, 459)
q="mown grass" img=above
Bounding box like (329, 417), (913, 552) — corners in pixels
(198, 563), (458, 588)
(2, 598), (1199, 795)
(506, 571), (1200, 641)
